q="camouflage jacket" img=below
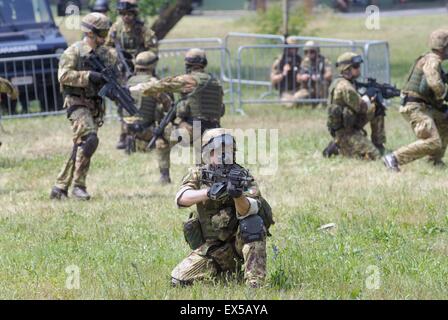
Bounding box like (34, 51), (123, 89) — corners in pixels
(329, 77), (367, 115)
(0, 77), (18, 99)
(105, 18), (158, 57)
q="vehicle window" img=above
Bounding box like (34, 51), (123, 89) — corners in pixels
(0, 0), (51, 26)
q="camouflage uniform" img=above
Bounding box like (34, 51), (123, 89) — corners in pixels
(296, 51), (332, 102)
(172, 164), (268, 287)
(124, 73), (173, 170)
(130, 49), (225, 147)
(105, 18), (158, 58)
(270, 51), (302, 107)
(392, 52), (448, 165)
(327, 79), (384, 160)
(51, 13), (116, 199)
(0, 77), (18, 147)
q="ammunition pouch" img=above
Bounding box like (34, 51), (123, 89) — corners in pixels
(239, 214), (265, 244)
(342, 108), (357, 129)
(211, 207), (238, 242)
(257, 197), (275, 236)
(183, 213), (205, 250)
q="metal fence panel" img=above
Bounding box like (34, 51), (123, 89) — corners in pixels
(0, 54), (63, 119)
(236, 44), (366, 109)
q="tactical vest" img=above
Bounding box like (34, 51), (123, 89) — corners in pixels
(128, 74), (158, 124)
(115, 20), (145, 57)
(403, 54), (434, 101)
(187, 72), (223, 121)
(62, 42), (106, 99)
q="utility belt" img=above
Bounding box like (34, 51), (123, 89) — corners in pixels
(401, 94), (428, 106)
(401, 94), (448, 113)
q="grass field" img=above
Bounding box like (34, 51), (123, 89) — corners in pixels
(1, 12), (448, 299)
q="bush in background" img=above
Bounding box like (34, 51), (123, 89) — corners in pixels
(254, 3), (309, 36)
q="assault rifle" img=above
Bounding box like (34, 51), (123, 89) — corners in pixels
(146, 99), (182, 150)
(111, 32), (134, 80)
(86, 53), (140, 116)
(201, 165), (254, 201)
(355, 78), (401, 116)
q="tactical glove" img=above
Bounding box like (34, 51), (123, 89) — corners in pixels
(89, 71), (105, 86)
(227, 180), (243, 198)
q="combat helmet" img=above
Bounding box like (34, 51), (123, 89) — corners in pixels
(81, 13), (111, 37)
(135, 51), (159, 70)
(117, 0), (138, 12)
(429, 28), (448, 51)
(304, 40), (319, 53)
(92, 0), (109, 13)
(201, 128), (236, 165)
(335, 52), (363, 72)
(185, 48), (208, 68)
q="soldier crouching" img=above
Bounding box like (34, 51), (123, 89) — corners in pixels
(171, 128), (274, 288)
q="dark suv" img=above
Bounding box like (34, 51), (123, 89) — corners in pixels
(0, 0), (67, 116)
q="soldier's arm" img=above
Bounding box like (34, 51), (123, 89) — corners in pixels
(175, 168), (207, 208)
(58, 46), (90, 88)
(340, 81), (369, 114)
(143, 27), (159, 54)
(104, 23), (117, 48)
(130, 74), (198, 97)
(323, 58), (333, 81)
(423, 56), (447, 101)
(234, 179), (261, 219)
(156, 92), (173, 112)
(270, 59), (284, 85)
(0, 77), (18, 99)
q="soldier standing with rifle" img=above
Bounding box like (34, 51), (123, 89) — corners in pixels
(383, 29), (448, 172)
(105, 0), (159, 150)
(50, 13), (118, 201)
(171, 128), (274, 288)
(130, 48), (225, 148)
(0, 77), (19, 148)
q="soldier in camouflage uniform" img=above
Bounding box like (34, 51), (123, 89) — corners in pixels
(50, 13), (116, 201)
(383, 29), (448, 171)
(0, 77), (19, 148)
(270, 37), (302, 108)
(326, 52), (385, 160)
(105, 0), (159, 150)
(130, 48), (225, 147)
(296, 41), (333, 105)
(123, 51), (174, 183)
(172, 128), (273, 288)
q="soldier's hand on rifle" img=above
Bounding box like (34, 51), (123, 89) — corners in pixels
(282, 64), (291, 76)
(227, 180), (243, 199)
(89, 71), (105, 86)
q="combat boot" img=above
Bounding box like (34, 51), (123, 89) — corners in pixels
(429, 159), (446, 168)
(50, 186), (68, 200)
(374, 143), (386, 156)
(383, 153), (400, 172)
(159, 168), (172, 184)
(322, 141), (339, 158)
(116, 133), (126, 150)
(72, 186), (91, 200)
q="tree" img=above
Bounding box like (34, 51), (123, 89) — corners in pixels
(150, 0), (193, 40)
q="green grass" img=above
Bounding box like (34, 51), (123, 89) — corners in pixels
(1, 12), (448, 299)
(1, 104), (448, 299)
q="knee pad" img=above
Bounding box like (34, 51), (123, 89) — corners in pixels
(81, 133), (99, 158)
(239, 214), (265, 244)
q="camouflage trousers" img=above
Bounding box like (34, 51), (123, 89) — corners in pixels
(171, 232), (267, 287)
(122, 119), (172, 170)
(55, 107), (100, 190)
(295, 81), (329, 103)
(280, 91), (302, 109)
(394, 102), (448, 165)
(335, 115), (385, 160)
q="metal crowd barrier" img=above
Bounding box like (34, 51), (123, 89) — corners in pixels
(236, 44), (366, 109)
(0, 54), (63, 119)
(1, 33), (391, 119)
